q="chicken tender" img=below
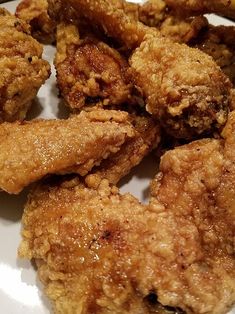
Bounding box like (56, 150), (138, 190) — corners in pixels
(139, 0), (208, 43)
(192, 25), (235, 86)
(0, 8), (50, 122)
(67, 0), (232, 139)
(0, 109), (134, 194)
(87, 113), (161, 184)
(15, 0), (56, 44)
(55, 23), (132, 110)
(19, 112), (235, 314)
(164, 0), (235, 20)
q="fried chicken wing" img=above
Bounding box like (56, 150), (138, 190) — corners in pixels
(0, 9), (50, 122)
(67, 0), (232, 139)
(15, 0), (56, 43)
(55, 23), (132, 110)
(192, 25), (235, 86)
(139, 0), (208, 43)
(19, 112), (235, 314)
(164, 0), (235, 20)
(87, 113), (161, 185)
(0, 109), (134, 194)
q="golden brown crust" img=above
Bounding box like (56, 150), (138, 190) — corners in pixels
(130, 35), (232, 138)
(0, 109), (134, 194)
(0, 8), (50, 122)
(15, 0), (56, 44)
(66, 0), (232, 139)
(148, 111), (235, 313)
(164, 0), (235, 20)
(19, 112), (235, 314)
(87, 113), (161, 185)
(67, 0), (152, 49)
(139, 0), (208, 43)
(192, 25), (235, 86)
(55, 23), (132, 110)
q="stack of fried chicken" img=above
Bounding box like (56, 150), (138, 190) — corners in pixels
(0, 0), (235, 313)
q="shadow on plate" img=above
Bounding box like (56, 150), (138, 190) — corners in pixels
(0, 188), (29, 222)
(26, 97), (44, 120)
(118, 152), (159, 202)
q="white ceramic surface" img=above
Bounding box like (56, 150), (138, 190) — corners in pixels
(0, 1), (234, 313)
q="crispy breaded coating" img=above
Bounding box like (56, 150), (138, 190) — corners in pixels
(19, 112), (235, 314)
(19, 177), (171, 314)
(164, 0), (235, 20)
(192, 25), (235, 86)
(67, 0), (151, 50)
(67, 0), (232, 139)
(55, 23), (132, 110)
(130, 36), (231, 138)
(15, 0), (56, 43)
(0, 109), (134, 194)
(139, 0), (208, 43)
(0, 8), (50, 122)
(148, 111), (235, 313)
(87, 114), (161, 184)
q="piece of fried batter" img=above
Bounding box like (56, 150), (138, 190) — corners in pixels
(67, 0), (232, 139)
(55, 23), (132, 110)
(19, 112), (235, 314)
(139, 0), (208, 44)
(15, 0), (56, 44)
(87, 113), (161, 185)
(0, 8), (50, 122)
(164, 0), (235, 20)
(192, 25), (235, 86)
(0, 109), (134, 194)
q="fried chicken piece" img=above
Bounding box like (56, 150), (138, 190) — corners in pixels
(15, 0), (56, 43)
(0, 8), (50, 122)
(19, 177), (172, 314)
(164, 0), (235, 20)
(67, 0), (232, 139)
(19, 112), (235, 314)
(130, 36), (231, 139)
(0, 109), (134, 194)
(139, 0), (208, 43)
(55, 23), (132, 110)
(148, 111), (235, 313)
(192, 25), (235, 86)
(87, 113), (161, 185)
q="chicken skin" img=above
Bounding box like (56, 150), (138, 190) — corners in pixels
(139, 0), (208, 44)
(67, 0), (232, 139)
(192, 25), (235, 86)
(19, 111), (235, 314)
(15, 0), (56, 43)
(0, 8), (50, 122)
(0, 109), (134, 194)
(164, 0), (235, 20)
(87, 113), (161, 185)
(55, 23), (132, 110)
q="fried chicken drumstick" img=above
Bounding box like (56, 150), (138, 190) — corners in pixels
(19, 112), (235, 314)
(0, 8), (50, 122)
(67, 0), (232, 139)
(0, 109), (135, 194)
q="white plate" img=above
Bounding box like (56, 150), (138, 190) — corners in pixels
(0, 1), (234, 313)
